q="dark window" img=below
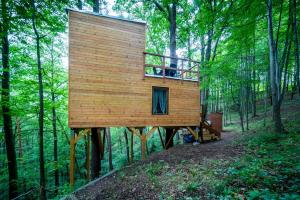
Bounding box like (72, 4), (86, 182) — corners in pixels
(152, 87), (169, 115)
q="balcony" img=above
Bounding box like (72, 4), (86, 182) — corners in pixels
(143, 52), (201, 82)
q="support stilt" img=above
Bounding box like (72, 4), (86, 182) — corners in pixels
(165, 128), (178, 149)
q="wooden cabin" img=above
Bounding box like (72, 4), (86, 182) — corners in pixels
(68, 9), (201, 128)
(68, 9), (220, 186)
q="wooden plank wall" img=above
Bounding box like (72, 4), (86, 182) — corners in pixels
(68, 10), (200, 128)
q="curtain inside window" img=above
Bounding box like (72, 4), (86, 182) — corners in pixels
(153, 88), (167, 114)
(153, 90), (159, 113)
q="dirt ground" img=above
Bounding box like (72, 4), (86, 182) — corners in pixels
(66, 131), (244, 200)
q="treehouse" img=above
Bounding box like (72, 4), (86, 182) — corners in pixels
(68, 9), (220, 186)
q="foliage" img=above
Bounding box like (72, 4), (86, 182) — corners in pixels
(1, 0), (300, 199)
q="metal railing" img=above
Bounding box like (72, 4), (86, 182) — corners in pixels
(143, 52), (201, 82)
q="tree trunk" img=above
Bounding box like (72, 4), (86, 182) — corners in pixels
(252, 68), (257, 117)
(93, 0), (99, 13)
(91, 128), (101, 179)
(123, 130), (130, 163)
(266, 0), (284, 133)
(169, 3), (177, 67)
(31, 0), (46, 198)
(1, 0), (18, 198)
(106, 128), (113, 171)
(292, 0), (300, 98)
(16, 118), (22, 158)
(51, 86), (59, 194)
(130, 131), (134, 162)
(165, 128), (173, 149)
(50, 41), (59, 194)
(77, 0), (82, 10)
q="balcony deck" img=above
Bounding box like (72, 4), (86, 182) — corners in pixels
(143, 52), (201, 82)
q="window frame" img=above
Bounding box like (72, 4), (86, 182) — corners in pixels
(152, 86), (169, 115)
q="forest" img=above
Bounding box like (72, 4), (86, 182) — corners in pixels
(1, 0), (300, 199)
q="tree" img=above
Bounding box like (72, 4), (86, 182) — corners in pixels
(266, 0), (284, 133)
(48, 40), (59, 194)
(291, 0), (299, 98)
(91, 128), (101, 179)
(107, 128), (113, 171)
(93, 0), (99, 13)
(30, 0), (46, 198)
(1, 0), (18, 198)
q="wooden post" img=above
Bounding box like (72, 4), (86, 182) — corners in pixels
(85, 132), (90, 181)
(69, 129), (76, 187)
(141, 134), (147, 160)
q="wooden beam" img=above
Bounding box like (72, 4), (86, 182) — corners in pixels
(165, 128), (178, 149)
(187, 127), (198, 140)
(74, 129), (90, 144)
(127, 127), (140, 138)
(146, 127), (158, 139)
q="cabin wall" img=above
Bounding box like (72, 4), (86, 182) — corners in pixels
(68, 10), (200, 128)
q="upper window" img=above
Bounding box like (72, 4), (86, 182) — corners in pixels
(152, 87), (169, 115)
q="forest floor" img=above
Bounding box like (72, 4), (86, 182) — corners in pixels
(66, 99), (300, 200)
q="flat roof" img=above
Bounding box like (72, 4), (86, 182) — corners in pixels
(66, 8), (146, 25)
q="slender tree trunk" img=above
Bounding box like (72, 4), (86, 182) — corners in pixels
(31, 0), (46, 198)
(93, 0), (99, 13)
(292, 0), (300, 98)
(123, 130), (130, 163)
(51, 84), (59, 194)
(266, 0), (284, 133)
(77, 0), (82, 10)
(1, 0), (18, 198)
(165, 128), (173, 149)
(169, 2), (177, 67)
(91, 128), (101, 179)
(106, 128), (113, 170)
(16, 118), (22, 158)
(130, 131), (134, 162)
(50, 41), (59, 194)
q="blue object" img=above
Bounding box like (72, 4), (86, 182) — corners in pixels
(183, 134), (194, 143)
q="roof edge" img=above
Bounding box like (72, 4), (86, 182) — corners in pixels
(66, 8), (146, 25)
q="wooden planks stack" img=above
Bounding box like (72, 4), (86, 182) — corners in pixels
(68, 10), (201, 128)
(202, 129), (220, 141)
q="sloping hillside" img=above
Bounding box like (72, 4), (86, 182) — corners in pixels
(66, 99), (300, 200)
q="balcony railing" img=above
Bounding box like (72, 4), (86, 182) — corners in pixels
(143, 52), (201, 82)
